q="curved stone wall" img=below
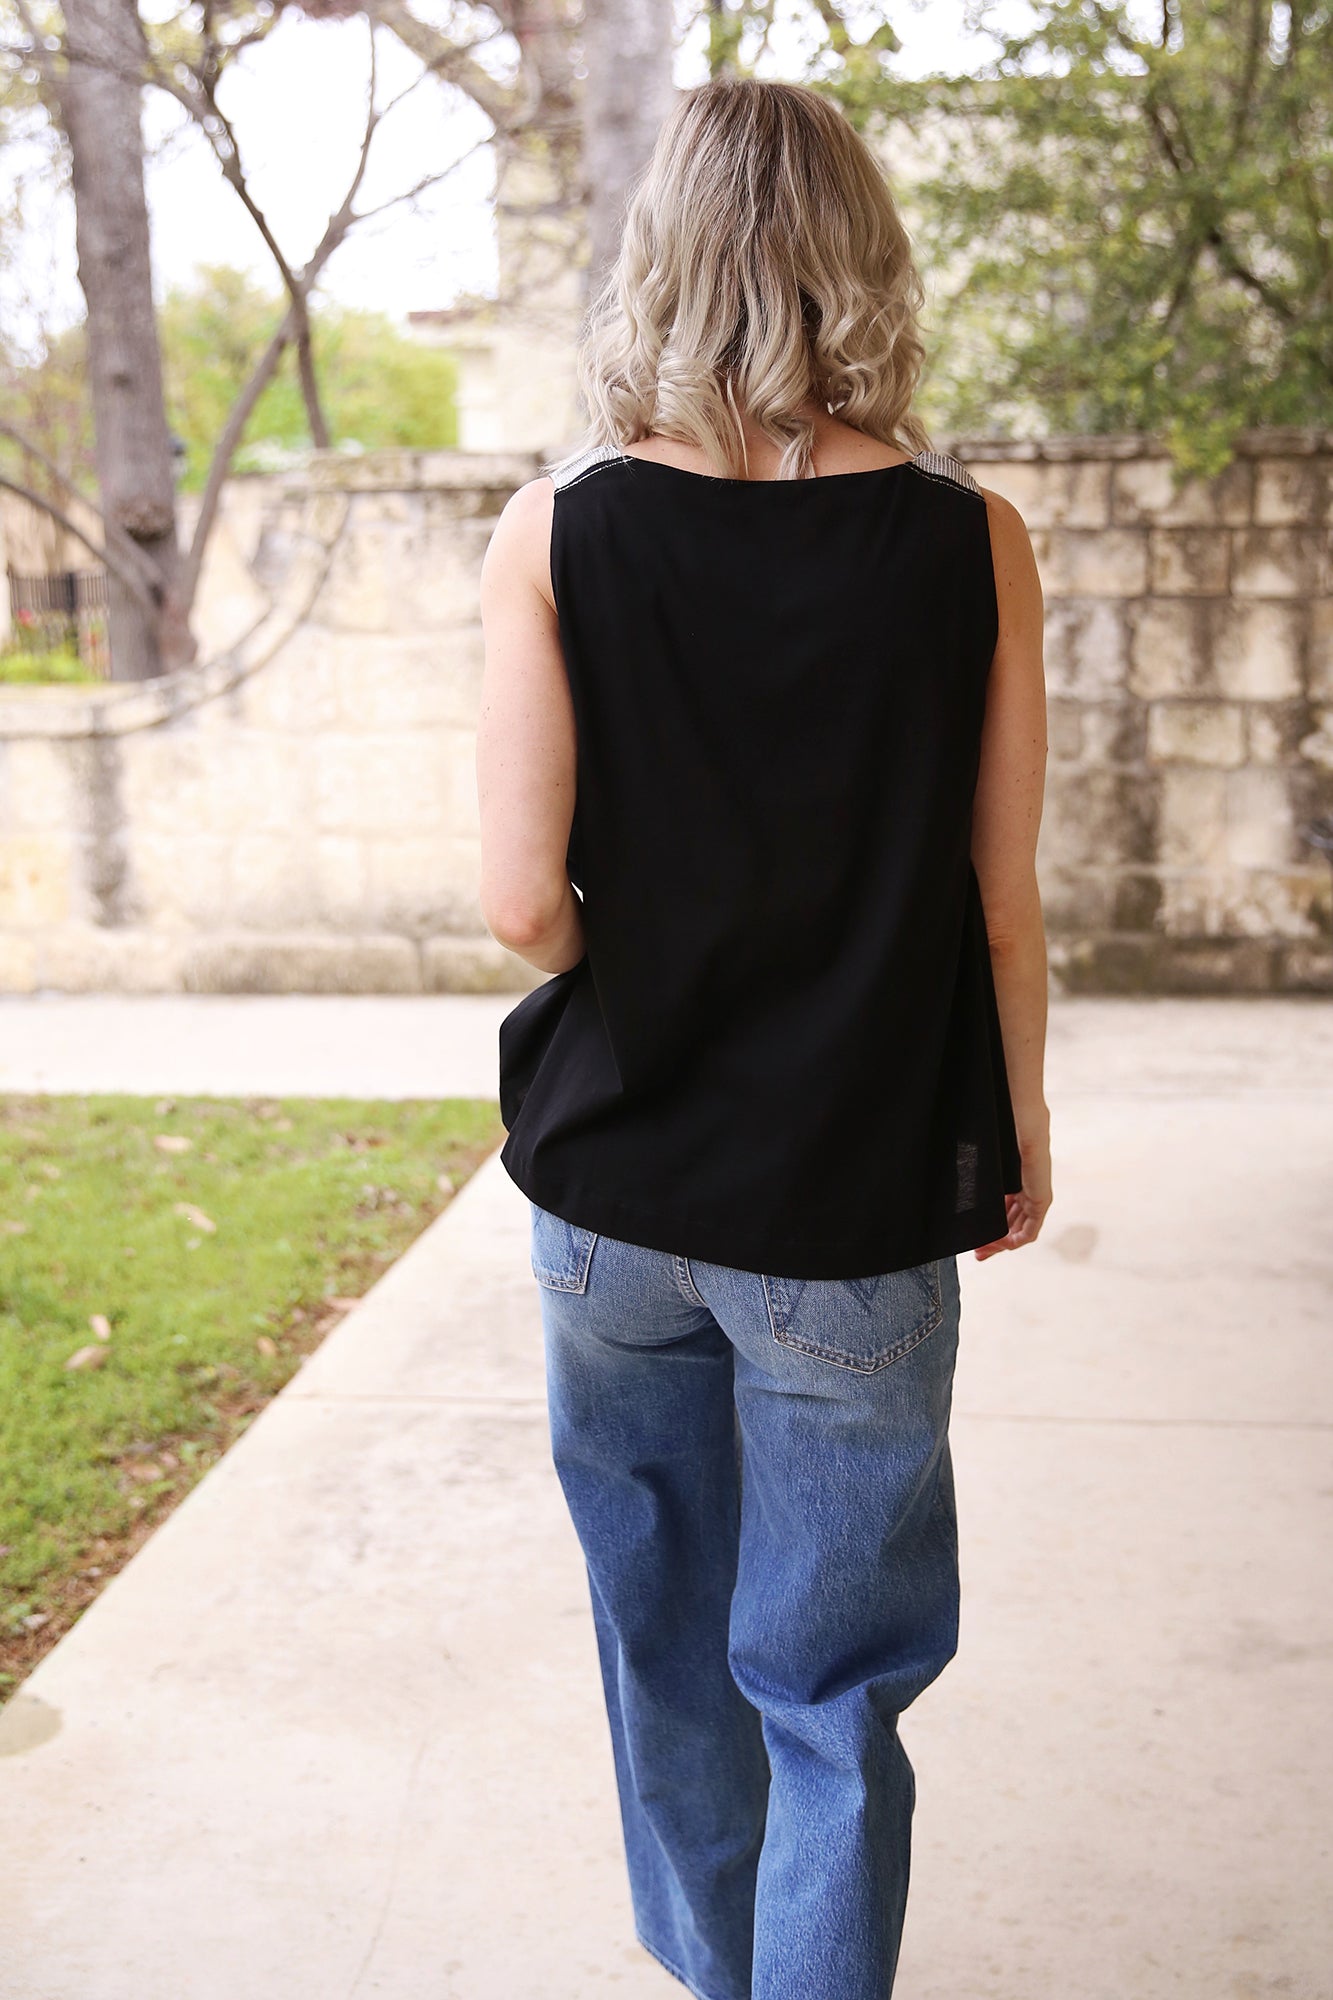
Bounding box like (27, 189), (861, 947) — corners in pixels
(0, 434), (1329, 995)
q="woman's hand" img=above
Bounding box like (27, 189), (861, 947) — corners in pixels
(973, 1125), (1052, 1259)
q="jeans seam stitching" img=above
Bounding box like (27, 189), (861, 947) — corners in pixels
(531, 1213), (598, 1293)
(674, 1254), (708, 1307)
(763, 1268), (945, 1370)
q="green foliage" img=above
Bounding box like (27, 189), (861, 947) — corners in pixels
(0, 319), (96, 502)
(824, 0), (1333, 472)
(0, 643), (96, 684)
(0, 1092), (504, 1684)
(159, 267), (461, 489)
(701, 0), (902, 86)
(2, 265), (463, 515)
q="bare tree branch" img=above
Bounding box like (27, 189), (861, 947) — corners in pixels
(182, 307), (292, 601)
(0, 470), (158, 607)
(349, 135), (492, 227)
(182, 87), (491, 603)
(1228, 0), (1265, 160)
(6, 0), (579, 646)
(373, 0), (523, 131)
(1142, 82), (1301, 330)
(1205, 223), (1300, 324)
(146, 10), (344, 445)
(0, 418), (166, 590)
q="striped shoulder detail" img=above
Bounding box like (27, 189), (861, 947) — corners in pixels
(548, 442), (630, 492)
(910, 450), (984, 498)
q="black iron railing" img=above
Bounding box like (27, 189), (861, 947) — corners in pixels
(5, 567), (110, 676)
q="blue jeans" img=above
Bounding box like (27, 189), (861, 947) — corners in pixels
(530, 1200), (963, 2000)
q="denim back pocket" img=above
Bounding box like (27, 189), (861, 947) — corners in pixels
(761, 1260), (945, 1372)
(530, 1203), (599, 1293)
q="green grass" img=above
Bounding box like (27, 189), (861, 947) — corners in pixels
(0, 644), (99, 686)
(0, 1092), (504, 1698)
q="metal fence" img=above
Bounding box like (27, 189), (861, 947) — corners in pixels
(6, 567), (110, 676)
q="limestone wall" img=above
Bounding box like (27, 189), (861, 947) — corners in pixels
(952, 429), (1332, 993)
(0, 453), (541, 997)
(0, 433), (1329, 996)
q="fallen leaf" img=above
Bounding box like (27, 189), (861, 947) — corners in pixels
(437, 1172), (456, 1194)
(174, 1202), (216, 1233)
(22, 1612), (49, 1631)
(256, 1335), (277, 1357)
(65, 1345), (108, 1371)
(154, 1134), (192, 1154)
(1, 1220), (27, 1235)
(89, 1313), (112, 1341)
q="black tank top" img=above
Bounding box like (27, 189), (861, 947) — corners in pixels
(497, 441), (1023, 1280)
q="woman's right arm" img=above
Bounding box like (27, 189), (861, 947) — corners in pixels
(969, 487), (1053, 1255)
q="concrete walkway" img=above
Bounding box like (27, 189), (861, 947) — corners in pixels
(0, 991), (517, 1100)
(0, 994), (1329, 1999)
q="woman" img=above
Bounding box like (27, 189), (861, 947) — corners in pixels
(476, 75), (1051, 2000)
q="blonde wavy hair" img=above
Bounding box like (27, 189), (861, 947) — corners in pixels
(545, 76), (933, 484)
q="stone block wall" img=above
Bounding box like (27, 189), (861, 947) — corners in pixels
(0, 433), (1329, 996)
(951, 430), (1332, 992)
(0, 454), (543, 996)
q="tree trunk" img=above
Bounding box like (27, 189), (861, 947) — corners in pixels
(57, 0), (193, 679)
(579, 0), (676, 310)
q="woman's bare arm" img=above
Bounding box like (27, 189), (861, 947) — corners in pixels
(476, 476), (587, 974)
(970, 487), (1053, 1255)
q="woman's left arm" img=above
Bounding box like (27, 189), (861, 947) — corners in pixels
(476, 476), (587, 975)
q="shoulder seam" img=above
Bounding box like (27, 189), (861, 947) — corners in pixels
(910, 450), (983, 498)
(550, 443), (629, 492)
